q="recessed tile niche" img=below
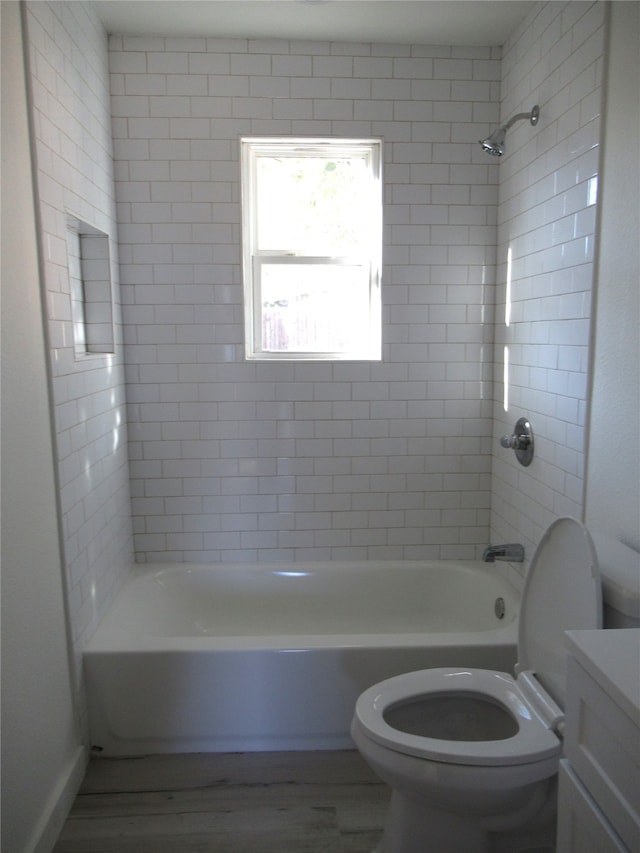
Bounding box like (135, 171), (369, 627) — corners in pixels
(66, 215), (114, 355)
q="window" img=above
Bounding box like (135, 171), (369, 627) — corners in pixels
(241, 138), (382, 360)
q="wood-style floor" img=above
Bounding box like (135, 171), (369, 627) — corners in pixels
(53, 750), (388, 852)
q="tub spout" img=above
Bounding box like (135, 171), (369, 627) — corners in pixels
(482, 544), (524, 563)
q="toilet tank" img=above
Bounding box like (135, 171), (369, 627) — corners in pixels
(590, 532), (640, 628)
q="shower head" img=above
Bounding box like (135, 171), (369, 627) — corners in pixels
(481, 127), (507, 157)
(480, 105), (540, 157)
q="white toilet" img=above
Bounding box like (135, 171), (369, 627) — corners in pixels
(351, 517), (602, 853)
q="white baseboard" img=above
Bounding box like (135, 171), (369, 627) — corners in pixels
(28, 746), (87, 853)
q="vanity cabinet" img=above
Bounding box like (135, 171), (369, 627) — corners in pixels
(557, 629), (640, 852)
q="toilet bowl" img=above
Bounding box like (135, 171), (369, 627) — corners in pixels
(351, 517), (602, 853)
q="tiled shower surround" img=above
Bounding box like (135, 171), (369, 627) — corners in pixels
(113, 36), (503, 563)
(25, 0), (605, 681)
(24, 0), (134, 670)
(491, 0), (605, 568)
(111, 0), (604, 566)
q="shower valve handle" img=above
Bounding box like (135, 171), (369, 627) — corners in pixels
(500, 433), (529, 450)
(500, 417), (534, 466)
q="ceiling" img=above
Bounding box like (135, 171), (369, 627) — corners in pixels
(93, 1), (535, 46)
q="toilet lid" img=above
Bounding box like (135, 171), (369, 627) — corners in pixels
(518, 517), (602, 710)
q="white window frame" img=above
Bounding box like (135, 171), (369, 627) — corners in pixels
(241, 137), (382, 361)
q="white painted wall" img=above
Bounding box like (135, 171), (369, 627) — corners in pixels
(585, 1), (640, 550)
(0, 5), (85, 852)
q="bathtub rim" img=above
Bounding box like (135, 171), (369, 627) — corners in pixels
(86, 625), (519, 654)
(86, 558), (521, 654)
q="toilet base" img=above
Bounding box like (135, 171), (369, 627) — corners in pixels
(378, 791), (491, 853)
(374, 786), (557, 853)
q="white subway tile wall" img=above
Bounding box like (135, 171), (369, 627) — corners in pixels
(24, 0), (134, 701)
(110, 35), (503, 563)
(491, 1), (605, 578)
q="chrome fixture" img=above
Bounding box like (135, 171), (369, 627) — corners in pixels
(480, 105), (540, 156)
(500, 417), (534, 466)
(482, 544), (525, 563)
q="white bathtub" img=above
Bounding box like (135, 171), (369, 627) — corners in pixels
(85, 560), (520, 755)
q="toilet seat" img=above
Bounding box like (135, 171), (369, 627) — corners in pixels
(354, 666), (562, 766)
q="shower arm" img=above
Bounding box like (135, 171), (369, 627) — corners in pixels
(500, 105), (540, 133)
